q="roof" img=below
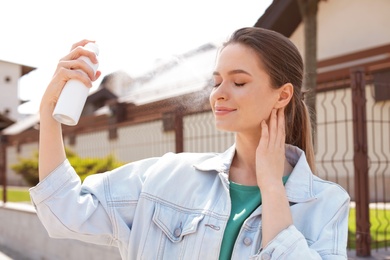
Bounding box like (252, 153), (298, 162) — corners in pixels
(86, 87), (117, 104)
(0, 59), (36, 76)
(0, 114), (15, 131)
(254, 0), (302, 37)
(21, 64), (36, 76)
(1, 113), (39, 136)
(98, 70), (133, 96)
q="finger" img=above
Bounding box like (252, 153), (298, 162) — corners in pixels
(94, 70), (102, 81)
(58, 59), (96, 82)
(258, 120), (269, 152)
(70, 39), (96, 51)
(56, 66), (93, 89)
(60, 43), (99, 68)
(268, 108), (277, 148)
(277, 107), (286, 148)
(68, 47), (99, 65)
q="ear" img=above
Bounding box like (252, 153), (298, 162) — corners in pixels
(274, 83), (293, 109)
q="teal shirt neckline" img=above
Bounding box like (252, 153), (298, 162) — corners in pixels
(219, 175), (289, 260)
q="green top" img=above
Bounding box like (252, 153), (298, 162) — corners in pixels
(219, 176), (289, 260)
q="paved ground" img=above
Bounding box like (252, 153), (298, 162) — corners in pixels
(348, 248), (390, 259)
(0, 247), (388, 260)
(0, 245), (30, 260)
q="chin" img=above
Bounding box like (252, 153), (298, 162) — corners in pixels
(215, 122), (237, 132)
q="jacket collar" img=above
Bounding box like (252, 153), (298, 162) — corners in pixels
(193, 144), (236, 174)
(193, 144), (316, 202)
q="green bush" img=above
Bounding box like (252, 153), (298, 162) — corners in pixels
(11, 148), (125, 186)
(11, 153), (39, 186)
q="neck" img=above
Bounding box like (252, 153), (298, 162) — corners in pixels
(229, 134), (292, 186)
(229, 134), (259, 185)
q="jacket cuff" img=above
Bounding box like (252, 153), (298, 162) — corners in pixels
(257, 225), (306, 259)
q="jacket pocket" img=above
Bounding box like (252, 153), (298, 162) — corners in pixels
(152, 203), (204, 243)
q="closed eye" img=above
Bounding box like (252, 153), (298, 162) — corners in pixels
(235, 82), (245, 87)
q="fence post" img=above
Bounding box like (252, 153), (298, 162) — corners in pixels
(0, 134), (7, 203)
(174, 114), (184, 153)
(350, 67), (371, 256)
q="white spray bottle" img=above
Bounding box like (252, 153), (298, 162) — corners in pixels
(52, 42), (99, 126)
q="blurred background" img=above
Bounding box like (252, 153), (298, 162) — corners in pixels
(0, 0), (389, 259)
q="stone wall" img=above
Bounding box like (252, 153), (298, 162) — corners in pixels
(0, 203), (121, 260)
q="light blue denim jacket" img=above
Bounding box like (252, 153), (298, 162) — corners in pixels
(30, 144), (350, 259)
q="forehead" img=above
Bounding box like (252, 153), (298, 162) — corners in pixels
(214, 43), (265, 73)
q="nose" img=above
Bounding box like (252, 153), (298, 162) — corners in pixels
(210, 82), (228, 102)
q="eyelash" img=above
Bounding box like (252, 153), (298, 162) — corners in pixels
(213, 82), (246, 88)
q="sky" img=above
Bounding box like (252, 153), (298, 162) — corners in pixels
(0, 0), (272, 114)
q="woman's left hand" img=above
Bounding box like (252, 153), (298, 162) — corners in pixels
(255, 108), (286, 189)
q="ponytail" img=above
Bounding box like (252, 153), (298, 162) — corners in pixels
(301, 100), (315, 173)
(285, 92), (316, 173)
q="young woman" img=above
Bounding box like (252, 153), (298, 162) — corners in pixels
(30, 27), (350, 259)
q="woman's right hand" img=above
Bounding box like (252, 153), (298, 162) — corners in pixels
(255, 108), (286, 189)
(38, 40), (101, 180)
(39, 39), (101, 116)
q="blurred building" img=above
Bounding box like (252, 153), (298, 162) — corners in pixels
(0, 60), (35, 128)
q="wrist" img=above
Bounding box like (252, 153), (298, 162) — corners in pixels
(39, 102), (59, 123)
(257, 176), (284, 190)
(258, 180), (285, 193)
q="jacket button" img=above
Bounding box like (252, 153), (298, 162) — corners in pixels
(174, 227), (182, 237)
(261, 252), (271, 260)
(243, 237), (252, 246)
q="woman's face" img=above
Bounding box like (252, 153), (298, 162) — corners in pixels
(210, 43), (280, 135)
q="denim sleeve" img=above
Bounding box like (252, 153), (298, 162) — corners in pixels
(252, 196), (350, 259)
(30, 156), (161, 251)
(30, 159), (115, 246)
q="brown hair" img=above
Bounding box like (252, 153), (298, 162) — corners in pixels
(224, 27), (315, 172)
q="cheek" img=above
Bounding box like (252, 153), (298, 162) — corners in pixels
(209, 90), (219, 114)
(209, 91), (214, 108)
(249, 96), (275, 122)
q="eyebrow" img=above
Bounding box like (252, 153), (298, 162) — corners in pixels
(212, 69), (252, 76)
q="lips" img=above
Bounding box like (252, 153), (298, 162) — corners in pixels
(214, 106), (236, 115)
